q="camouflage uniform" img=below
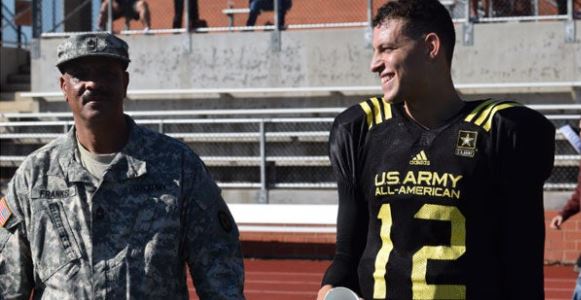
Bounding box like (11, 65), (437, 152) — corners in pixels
(0, 117), (245, 299)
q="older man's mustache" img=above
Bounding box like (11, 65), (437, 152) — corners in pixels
(81, 90), (110, 103)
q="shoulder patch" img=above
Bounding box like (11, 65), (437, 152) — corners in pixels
(358, 97), (392, 129)
(218, 210), (233, 233)
(0, 196), (12, 228)
(464, 100), (520, 131)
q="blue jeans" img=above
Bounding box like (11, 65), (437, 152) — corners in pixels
(246, 0), (291, 28)
(574, 271), (581, 300)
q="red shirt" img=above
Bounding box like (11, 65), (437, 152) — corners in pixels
(560, 162), (581, 221)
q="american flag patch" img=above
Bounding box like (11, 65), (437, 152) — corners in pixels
(0, 196), (12, 227)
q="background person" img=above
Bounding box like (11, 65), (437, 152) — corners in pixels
(470, 0), (490, 20)
(246, 0), (292, 30)
(550, 120), (581, 300)
(98, 0), (151, 31)
(173, 0), (207, 30)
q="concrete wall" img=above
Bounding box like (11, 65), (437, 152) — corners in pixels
(1, 47), (28, 87)
(32, 20), (581, 94)
(453, 21), (581, 84)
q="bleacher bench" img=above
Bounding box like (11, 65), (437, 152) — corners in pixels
(222, 8), (251, 30)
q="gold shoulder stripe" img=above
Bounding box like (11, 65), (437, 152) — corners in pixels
(359, 100), (374, 129)
(369, 97), (383, 125)
(464, 99), (496, 122)
(481, 103), (519, 131)
(360, 97), (392, 129)
(473, 101), (506, 126)
(382, 98), (392, 120)
(474, 101), (519, 128)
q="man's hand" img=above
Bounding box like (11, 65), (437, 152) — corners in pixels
(550, 215), (564, 230)
(316, 284), (333, 300)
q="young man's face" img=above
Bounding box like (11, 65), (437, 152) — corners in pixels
(370, 18), (427, 103)
(60, 56), (129, 124)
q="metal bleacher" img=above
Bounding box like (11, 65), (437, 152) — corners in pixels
(1, 104), (580, 194)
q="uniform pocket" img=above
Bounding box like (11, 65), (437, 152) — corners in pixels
(33, 200), (81, 282)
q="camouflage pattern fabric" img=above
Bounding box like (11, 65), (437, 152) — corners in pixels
(0, 117), (245, 299)
(56, 33), (131, 70)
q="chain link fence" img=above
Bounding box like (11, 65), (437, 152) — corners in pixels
(470, 0), (579, 20)
(23, 0), (579, 37)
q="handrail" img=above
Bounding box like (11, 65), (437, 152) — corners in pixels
(1, 155), (577, 163)
(1, 105), (580, 120)
(0, 108), (345, 119)
(0, 117), (336, 127)
(0, 2), (29, 47)
(19, 81), (581, 99)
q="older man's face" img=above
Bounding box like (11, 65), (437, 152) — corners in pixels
(60, 56), (129, 124)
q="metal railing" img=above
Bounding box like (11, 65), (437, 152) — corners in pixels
(15, 81), (581, 105)
(1, 105), (579, 202)
(1, 2), (29, 48)
(24, 0), (577, 40)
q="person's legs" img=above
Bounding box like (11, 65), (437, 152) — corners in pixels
(189, 0), (200, 25)
(512, 0), (531, 16)
(246, 0), (261, 26)
(470, 0), (479, 17)
(573, 272), (581, 300)
(491, 0), (510, 16)
(276, 0), (290, 28)
(97, 0), (121, 30)
(134, 0), (151, 29)
(97, 0), (109, 30)
(482, 0), (490, 16)
(173, 0), (184, 28)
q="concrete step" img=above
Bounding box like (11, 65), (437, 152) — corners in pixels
(0, 99), (38, 113)
(7, 73), (31, 84)
(1, 83), (31, 92)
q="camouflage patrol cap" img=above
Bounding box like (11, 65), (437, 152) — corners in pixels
(56, 33), (130, 72)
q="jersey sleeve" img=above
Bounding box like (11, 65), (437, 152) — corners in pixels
(182, 153), (245, 300)
(321, 112), (369, 294)
(493, 106), (555, 299)
(0, 165), (34, 300)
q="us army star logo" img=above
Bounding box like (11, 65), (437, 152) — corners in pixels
(455, 130), (478, 158)
(460, 134), (474, 147)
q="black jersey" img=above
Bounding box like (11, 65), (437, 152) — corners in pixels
(322, 98), (555, 300)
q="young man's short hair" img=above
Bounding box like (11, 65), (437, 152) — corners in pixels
(373, 0), (456, 64)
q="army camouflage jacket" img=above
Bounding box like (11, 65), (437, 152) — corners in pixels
(0, 117), (245, 299)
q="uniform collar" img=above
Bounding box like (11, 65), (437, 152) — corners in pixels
(59, 115), (148, 183)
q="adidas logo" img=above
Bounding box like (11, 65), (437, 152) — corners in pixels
(409, 150), (430, 166)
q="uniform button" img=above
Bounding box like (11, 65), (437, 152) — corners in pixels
(96, 207), (105, 220)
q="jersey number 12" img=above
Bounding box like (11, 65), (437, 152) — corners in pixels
(373, 203), (466, 299)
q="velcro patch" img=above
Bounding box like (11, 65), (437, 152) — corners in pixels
(0, 196), (12, 227)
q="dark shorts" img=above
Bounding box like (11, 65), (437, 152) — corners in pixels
(113, 0), (140, 20)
